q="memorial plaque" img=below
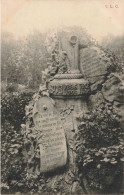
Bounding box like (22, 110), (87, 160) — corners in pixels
(33, 97), (67, 172)
(80, 47), (108, 77)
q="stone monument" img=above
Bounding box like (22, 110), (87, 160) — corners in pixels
(31, 34), (90, 174)
(25, 29), (123, 194)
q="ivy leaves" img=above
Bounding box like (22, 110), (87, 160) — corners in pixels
(1, 92), (33, 194)
(75, 106), (124, 192)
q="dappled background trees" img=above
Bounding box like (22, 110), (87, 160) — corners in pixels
(1, 31), (49, 91)
(101, 34), (124, 68)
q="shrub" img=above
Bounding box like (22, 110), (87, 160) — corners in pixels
(75, 104), (124, 193)
(1, 91), (33, 193)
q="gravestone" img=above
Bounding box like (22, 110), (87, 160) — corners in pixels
(80, 47), (108, 77)
(26, 33), (90, 178)
(24, 29), (122, 194)
(33, 97), (67, 172)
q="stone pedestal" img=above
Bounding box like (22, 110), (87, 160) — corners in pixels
(48, 74), (90, 98)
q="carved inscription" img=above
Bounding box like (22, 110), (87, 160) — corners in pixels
(48, 81), (90, 96)
(80, 47), (107, 77)
(33, 110), (67, 172)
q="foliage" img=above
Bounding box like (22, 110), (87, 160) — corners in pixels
(1, 91), (34, 129)
(1, 121), (27, 193)
(1, 91), (33, 194)
(75, 104), (124, 193)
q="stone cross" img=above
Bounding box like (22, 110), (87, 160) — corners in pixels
(59, 34), (81, 75)
(69, 35), (80, 74)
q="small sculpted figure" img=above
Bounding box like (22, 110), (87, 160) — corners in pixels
(58, 51), (70, 74)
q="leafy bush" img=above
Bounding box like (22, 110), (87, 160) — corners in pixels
(1, 91), (33, 194)
(75, 104), (124, 193)
(1, 91), (33, 128)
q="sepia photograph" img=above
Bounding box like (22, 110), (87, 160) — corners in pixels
(1, 0), (124, 194)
